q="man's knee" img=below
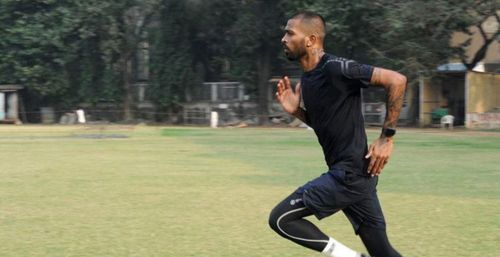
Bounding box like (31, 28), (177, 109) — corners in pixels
(268, 205), (281, 233)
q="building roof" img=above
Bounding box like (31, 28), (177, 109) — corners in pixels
(0, 84), (24, 91)
(437, 63), (467, 73)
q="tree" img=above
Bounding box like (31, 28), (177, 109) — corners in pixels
(0, 0), (77, 108)
(0, 0), (160, 120)
(1, 0), (495, 123)
(229, 0), (288, 124)
(452, 1), (499, 70)
(149, 0), (199, 118)
(73, 0), (160, 120)
(149, 0), (240, 118)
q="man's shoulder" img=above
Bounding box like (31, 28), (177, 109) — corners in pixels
(321, 54), (347, 67)
(322, 54), (374, 81)
(321, 54), (364, 68)
(320, 54), (354, 76)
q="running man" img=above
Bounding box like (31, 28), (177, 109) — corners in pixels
(268, 11), (407, 257)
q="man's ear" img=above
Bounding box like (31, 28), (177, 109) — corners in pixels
(306, 35), (316, 47)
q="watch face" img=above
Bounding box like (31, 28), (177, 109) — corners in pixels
(384, 128), (396, 137)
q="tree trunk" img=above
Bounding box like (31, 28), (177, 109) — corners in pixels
(460, 14), (500, 71)
(257, 46), (271, 125)
(122, 52), (134, 121)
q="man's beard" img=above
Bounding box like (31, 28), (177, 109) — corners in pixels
(284, 47), (306, 61)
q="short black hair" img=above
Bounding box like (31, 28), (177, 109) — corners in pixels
(290, 11), (326, 36)
(291, 11), (326, 28)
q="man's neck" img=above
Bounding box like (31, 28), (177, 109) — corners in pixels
(300, 48), (325, 72)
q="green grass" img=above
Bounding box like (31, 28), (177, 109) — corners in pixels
(0, 125), (499, 257)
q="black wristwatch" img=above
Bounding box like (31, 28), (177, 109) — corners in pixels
(381, 127), (396, 138)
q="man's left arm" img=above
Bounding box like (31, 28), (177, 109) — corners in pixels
(365, 67), (407, 176)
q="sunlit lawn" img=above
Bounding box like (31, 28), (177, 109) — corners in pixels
(0, 125), (498, 257)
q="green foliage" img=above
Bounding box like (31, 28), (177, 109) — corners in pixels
(0, 0), (495, 116)
(283, 0), (496, 80)
(149, 0), (197, 110)
(0, 0), (157, 111)
(228, 1), (287, 84)
(0, 0), (72, 105)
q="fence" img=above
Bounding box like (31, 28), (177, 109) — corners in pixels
(17, 108), (269, 126)
(15, 104), (389, 128)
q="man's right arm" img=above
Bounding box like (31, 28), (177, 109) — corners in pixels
(276, 76), (311, 126)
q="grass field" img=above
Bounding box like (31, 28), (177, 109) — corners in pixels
(0, 125), (499, 257)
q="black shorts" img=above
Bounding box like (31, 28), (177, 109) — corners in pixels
(296, 168), (386, 234)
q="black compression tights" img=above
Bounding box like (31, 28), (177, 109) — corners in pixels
(268, 192), (403, 257)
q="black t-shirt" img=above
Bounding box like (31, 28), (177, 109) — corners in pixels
(301, 53), (374, 174)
